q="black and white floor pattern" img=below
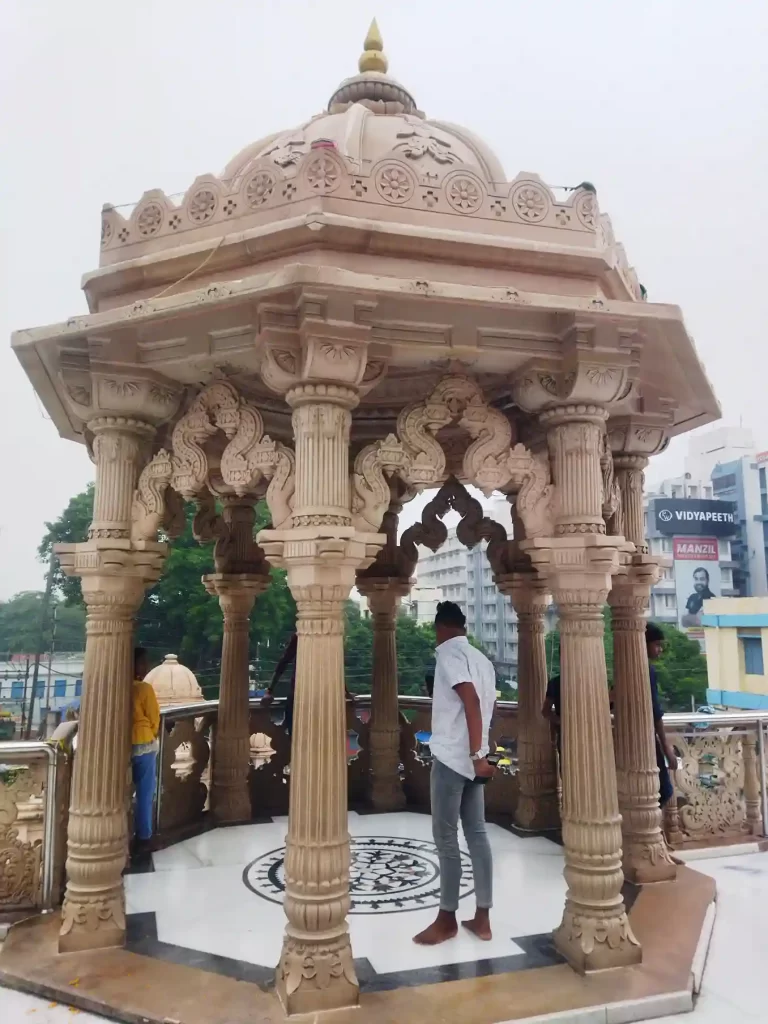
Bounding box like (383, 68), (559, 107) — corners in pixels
(125, 811), (570, 990)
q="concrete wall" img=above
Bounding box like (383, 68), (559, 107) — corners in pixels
(702, 597), (768, 709)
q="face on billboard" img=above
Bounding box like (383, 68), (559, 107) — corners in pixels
(673, 537), (720, 631)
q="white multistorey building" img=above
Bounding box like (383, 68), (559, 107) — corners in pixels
(412, 495), (520, 682)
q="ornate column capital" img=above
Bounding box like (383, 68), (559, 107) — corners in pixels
(60, 363), (183, 432)
(258, 295), (386, 400)
(608, 414), (671, 459)
(202, 572), (271, 610)
(356, 575), (412, 610)
(496, 570), (551, 615)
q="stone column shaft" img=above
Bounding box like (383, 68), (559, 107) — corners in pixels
(59, 416), (162, 953)
(504, 575), (559, 830)
(272, 383), (362, 1015)
(204, 498), (269, 824)
(609, 453), (675, 883)
(365, 582), (408, 812)
(292, 402), (351, 525)
(527, 403), (639, 971)
(204, 576), (266, 823)
(88, 418), (150, 539)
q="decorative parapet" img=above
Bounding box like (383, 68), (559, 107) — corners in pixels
(97, 140), (640, 300)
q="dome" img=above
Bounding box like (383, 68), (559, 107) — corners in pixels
(145, 654), (204, 707)
(98, 21), (631, 298)
(222, 21), (506, 189)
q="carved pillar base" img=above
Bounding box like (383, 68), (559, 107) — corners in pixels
(357, 578), (410, 813)
(204, 573), (270, 824)
(501, 572), (559, 831)
(525, 536), (641, 972)
(610, 556), (676, 884)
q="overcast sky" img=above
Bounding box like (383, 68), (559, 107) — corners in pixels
(1, 0), (766, 600)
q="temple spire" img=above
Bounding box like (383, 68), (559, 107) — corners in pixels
(359, 18), (388, 74)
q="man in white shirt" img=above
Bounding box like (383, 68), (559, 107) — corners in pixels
(413, 601), (497, 946)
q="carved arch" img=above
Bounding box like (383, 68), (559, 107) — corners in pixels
(398, 478), (511, 578)
(350, 370), (556, 541)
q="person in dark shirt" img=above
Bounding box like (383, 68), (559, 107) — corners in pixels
(261, 630), (356, 736)
(541, 622), (677, 807)
(646, 622), (677, 806)
(261, 632), (298, 734)
(541, 675), (561, 755)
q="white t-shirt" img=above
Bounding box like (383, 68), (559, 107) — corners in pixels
(430, 635), (496, 780)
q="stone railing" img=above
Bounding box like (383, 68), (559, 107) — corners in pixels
(153, 696), (522, 841)
(0, 741), (71, 916)
(663, 711), (767, 849)
(153, 700), (768, 851)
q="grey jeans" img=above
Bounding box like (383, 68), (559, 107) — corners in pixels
(431, 758), (493, 913)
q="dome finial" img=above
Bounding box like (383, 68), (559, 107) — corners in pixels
(359, 18), (388, 74)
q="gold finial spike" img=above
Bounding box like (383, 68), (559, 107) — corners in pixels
(359, 18), (388, 74)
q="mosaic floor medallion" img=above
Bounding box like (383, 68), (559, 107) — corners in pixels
(243, 835), (474, 913)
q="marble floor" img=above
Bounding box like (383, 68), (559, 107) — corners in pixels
(124, 810), (569, 987)
(3, 825), (768, 1022)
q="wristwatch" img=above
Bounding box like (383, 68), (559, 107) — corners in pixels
(470, 750), (484, 762)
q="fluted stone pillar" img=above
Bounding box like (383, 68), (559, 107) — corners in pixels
(57, 416), (165, 952)
(524, 404), (640, 972)
(204, 574), (268, 822)
(259, 381), (382, 1016)
(204, 498), (270, 824)
(609, 453), (676, 883)
(501, 572), (559, 830)
(359, 579), (409, 811)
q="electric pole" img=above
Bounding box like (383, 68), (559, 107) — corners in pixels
(24, 552), (56, 740)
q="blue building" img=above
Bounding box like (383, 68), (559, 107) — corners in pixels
(711, 455), (768, 597)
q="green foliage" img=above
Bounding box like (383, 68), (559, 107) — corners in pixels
(343, 602), (437, 696)
(36, 485), (296, 695)
(544, 608), (707, 712)
(654, 624), (708, 712)
(38, 484), (95, 606)
(0, 592), (85, 654)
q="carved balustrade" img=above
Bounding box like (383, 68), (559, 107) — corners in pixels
(662, 712), (767, 849)
(0, 742), (70, 914)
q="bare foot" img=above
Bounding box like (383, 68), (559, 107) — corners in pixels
(413, 912), (458, 945)
(462, 911), (492, 941)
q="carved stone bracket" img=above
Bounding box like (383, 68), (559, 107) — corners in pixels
(349, 370), (556, 540)
(167, 380), (295, 528)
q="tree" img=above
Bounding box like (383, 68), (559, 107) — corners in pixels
(37, 486), (296, 694)
(543, 610), (707, 712)
(38, 484), (95, 606)
(0, 592), (85, 654)
(654, 624), (708, 712)
(343, 602), (439, 696)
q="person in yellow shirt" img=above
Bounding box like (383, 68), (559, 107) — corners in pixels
(132, 647), (160, 851)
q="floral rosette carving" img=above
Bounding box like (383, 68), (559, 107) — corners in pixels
(136, 201), (164, 237)
(244, 168), (277, 208)
(511, 183), (550, 223)
(445, 174), (484, 214)
(304, 153), (343, 193)
(375, 162), (415, 204)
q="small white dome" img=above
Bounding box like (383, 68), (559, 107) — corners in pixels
(145, 653), (204, 707)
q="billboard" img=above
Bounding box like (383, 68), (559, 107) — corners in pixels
(654, 498), (737, 537)
(674, 537), (721, 630)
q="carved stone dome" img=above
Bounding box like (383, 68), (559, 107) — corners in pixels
(145, 654), (204, 707)
(97, 21), (638, 302)
(222, 20), (506, 190)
